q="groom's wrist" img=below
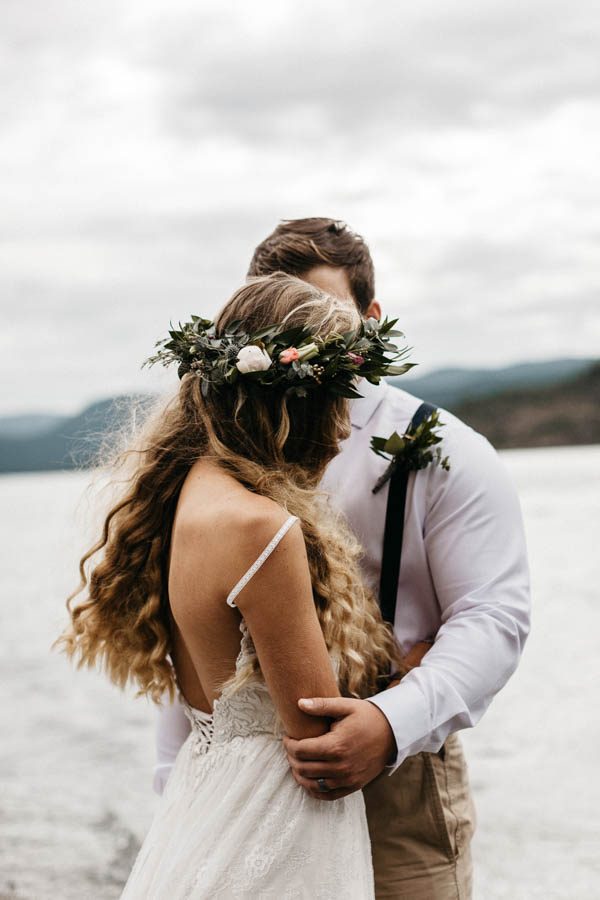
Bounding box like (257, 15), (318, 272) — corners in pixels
(365, 699), (397, 766)
(367, 679), (431, 773)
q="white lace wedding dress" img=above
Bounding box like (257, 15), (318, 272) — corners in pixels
(121, 516), (374, 899)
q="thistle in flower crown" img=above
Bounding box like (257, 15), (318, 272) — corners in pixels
(144, 315), (415, 400)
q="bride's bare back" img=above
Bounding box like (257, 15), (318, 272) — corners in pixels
(167, 458), (339, 740)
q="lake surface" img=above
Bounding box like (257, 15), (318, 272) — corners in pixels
(1, 446), (599, 899)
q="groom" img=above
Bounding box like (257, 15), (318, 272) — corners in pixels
(154, 218), (530, 898)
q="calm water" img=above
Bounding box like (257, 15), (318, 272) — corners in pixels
(1, 446), (599, 899)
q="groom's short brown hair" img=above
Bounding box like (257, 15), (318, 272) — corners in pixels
(248, 218), (375, 313)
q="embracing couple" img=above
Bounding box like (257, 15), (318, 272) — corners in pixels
(60, 219), (530, 898)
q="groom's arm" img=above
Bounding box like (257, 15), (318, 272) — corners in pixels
(285, 422), (530, 797)
(153, 697), (191, 794)
(367, 424), (530, 768)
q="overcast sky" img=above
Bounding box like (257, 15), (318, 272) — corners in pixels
(2, 0), (599, 415)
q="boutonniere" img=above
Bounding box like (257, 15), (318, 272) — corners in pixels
(371, 409), (450, 494)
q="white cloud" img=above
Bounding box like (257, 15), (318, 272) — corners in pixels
(1, 0), (599, 414)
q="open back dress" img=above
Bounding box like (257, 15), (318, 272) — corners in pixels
(120, 515), (374, 899)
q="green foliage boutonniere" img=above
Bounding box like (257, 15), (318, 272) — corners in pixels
(371, 409), (450, 494)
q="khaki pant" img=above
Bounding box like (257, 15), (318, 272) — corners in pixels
(363, 734), (476, 899)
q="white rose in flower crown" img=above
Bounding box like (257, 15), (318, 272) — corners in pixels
(236, 344), (272, 374)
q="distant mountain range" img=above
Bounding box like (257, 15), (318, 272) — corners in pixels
(393, 357), (594, 409)
(0, 395), (154, 474)
(0, 358), (598, 473)
(451, 360), (600, 449)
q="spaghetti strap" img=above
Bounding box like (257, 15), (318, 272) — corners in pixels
(226, 515), (299, 608)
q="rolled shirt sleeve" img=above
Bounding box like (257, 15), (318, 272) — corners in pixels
(369, 421), (531, 770)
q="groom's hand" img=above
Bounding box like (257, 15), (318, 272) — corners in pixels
(283, 697), (396, 800)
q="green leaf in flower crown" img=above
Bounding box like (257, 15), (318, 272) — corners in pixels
(385, 328), (405, 339)
(386, 362), (417, 376)
(327, 381), (364, 399)
(272, 325), (311, 347)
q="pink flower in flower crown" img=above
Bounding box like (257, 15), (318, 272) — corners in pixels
(279, 347), (300, 364)
(347, 351), (365, 366)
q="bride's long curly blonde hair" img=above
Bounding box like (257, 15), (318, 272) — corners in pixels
(57, 273), (401, 702)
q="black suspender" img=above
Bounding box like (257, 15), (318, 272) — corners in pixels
(379, 402), (437, 626)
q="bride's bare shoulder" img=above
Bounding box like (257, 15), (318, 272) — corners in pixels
(173, 459), (294, 564)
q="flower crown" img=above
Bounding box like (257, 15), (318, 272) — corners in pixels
(144, 314), (414, 399)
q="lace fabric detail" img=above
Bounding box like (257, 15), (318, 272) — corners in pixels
(181, 699), (214, 755)
(212, 681), (281, 744)
(181, 619), (280, 756)
(123, 614), (374, 898)
(226, 515), (298, 608)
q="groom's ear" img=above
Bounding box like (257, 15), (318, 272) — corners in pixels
(364, 299), (382, 320)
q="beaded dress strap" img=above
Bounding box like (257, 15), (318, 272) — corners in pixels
(226, 516), (299, 608)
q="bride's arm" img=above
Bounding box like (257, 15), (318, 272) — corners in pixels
(233, 517), (340, 741)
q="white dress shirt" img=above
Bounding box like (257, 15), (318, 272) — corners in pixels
(153, 379), (530, 792)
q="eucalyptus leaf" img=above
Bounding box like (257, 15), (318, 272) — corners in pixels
(381, 432), (404, 454)
(386, 363), (416, 376)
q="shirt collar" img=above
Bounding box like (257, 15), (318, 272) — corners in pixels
(350, 378), (388, 430)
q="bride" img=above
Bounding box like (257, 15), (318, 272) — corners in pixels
(58, 273), (407, 898)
